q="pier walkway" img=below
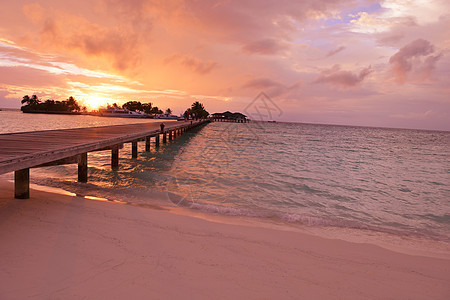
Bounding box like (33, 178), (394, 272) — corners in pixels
(0, 119), (209, 198)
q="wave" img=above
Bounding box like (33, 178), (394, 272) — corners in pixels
(184, 201), (450, 242)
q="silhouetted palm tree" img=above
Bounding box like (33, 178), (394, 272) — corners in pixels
(21, 94), (40, 106)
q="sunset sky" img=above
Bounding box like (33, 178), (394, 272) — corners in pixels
(0, 0), (449, 130)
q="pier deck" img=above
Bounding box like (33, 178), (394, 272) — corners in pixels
(0, 119), (209, 198)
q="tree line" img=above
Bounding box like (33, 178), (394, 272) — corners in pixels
(20, 95), (209, 119)
(21, 95), (84, 113)
(120, 101), (163, 115)
(121, 100), (209, 119)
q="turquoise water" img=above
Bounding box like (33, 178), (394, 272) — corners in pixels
(1, 110), (449, 242)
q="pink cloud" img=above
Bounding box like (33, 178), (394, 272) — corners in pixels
(243, 78), (301, 98)
(242, 39), (290, 55)
(315, 65), (373, 87)
(389, 39), (442, 83)
(184, 0), (350, 43)
(164, 54), (218, 75)
(326, 46), (345, 57)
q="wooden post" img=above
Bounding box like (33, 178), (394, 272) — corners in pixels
(155, 134), (160, 147)
(132, 141), (138, 158)
(163, 132), (167, 144)
(145, 136), (150, 152)
(169, 130), (173, 141)
(78, 153), (88, 183)
(15, 168), (29, 199)
(111, 147), (119, 169)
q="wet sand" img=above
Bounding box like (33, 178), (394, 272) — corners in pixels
(0, 180), (449, 299)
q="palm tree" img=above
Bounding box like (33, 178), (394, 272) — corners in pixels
(66, 96), (80, 112)
(191, 101), (204, 111)
(165, 108), (172, 115)
(21, 95), (30, 105)
(21, 94), (40, 106)
(21, 94), (41, 111)
(142, 102), (153, 114)
(189, 101), (209, 119)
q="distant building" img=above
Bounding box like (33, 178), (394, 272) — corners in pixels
(211, 111), (249, 123)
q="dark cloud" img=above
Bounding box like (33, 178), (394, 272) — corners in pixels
(315, 65), (372, 87)
(389, 39), (442, 83)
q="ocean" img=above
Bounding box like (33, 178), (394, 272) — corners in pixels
(1, 110), (449, 247)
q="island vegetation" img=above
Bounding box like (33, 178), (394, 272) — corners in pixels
(121, 101), (163, 115)
(20, 95), (209, 119)
(185, 101), (209, 119)
(21, 95), (84, 114)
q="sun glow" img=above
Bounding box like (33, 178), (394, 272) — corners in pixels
(82, 96), (110, 111)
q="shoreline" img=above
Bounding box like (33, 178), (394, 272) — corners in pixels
(1, 179), (449, 299)
(3, 175), (450, 260)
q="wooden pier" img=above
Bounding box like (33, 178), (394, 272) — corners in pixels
(0, 120), (210, 199)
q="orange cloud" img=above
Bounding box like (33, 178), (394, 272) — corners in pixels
(164, 54), (219, 75)
(22, 2), (147, 71)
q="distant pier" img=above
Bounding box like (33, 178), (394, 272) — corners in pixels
(0, 120), (210, 199)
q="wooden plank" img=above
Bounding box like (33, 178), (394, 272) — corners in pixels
(0, 120), (210, 174)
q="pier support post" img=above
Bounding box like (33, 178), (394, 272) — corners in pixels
(163, 132), (167, 144)
(111, 147), (119, 169)
(15, 168), (29, 199)
(169, 130), (173, 141)
(78, 153), (88, 183)
(132, 141), (138, 158)
(145, 136), (151, 152)
(155, 134), (160, 147)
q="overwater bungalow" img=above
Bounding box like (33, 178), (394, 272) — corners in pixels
(211, 111), (249, 123)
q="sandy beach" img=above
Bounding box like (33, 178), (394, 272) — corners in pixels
(0, 180), (449, 299)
